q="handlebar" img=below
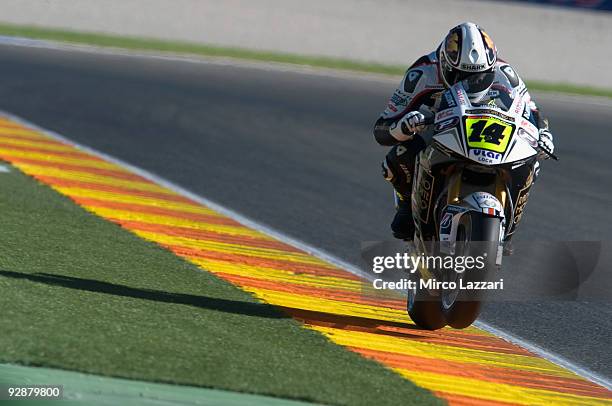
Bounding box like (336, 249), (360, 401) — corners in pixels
(537, 143), (559, 161)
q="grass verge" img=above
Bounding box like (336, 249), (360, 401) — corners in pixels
(0, 23), (610, 99)
(0, 164), (441, 406)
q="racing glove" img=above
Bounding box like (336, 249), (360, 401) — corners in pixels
(537, 128), (555, 160)
(389, 111), (426, 141)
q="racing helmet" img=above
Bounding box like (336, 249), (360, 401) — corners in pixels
(439, 22), (497, 88)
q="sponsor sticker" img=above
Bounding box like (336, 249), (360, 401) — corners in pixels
(470, 148), (502, 164)
(472, 192), (502, 211)
(435, 116), (459, 132)
(403, 69), (423, 93)
(500, 65), (520, 87)
(456, 88), (467, 105)
(444, 92), (457, 108)
(435, 109), (454, 121)
(439, 205), (467, 242)
(390, 91), (407, 107)
(440, 212), (453, 229)
(465, 109), (515, 122)
(461, 63), (486, 71)
(415, 170), (435, 223)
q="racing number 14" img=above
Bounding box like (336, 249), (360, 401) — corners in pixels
(465, 116), (513, 153)
(468, 120), (505, 145)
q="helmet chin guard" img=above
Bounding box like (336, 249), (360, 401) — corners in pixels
(439, 22), (497, 88)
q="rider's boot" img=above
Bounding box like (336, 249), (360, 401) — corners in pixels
(391, 192), (416, 240)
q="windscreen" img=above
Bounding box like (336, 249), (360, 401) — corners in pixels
(463, 71), (495, 94)
(462, 72), (515, 112)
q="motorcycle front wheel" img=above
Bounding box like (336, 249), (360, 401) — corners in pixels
(441, 212), (501, 329)
(407, 268), (446, 330)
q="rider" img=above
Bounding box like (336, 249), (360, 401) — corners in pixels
(373, 22), (555, 241)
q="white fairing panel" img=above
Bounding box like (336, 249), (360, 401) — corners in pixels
(504, 138), (538, 162)
(435, 128), (464, 156)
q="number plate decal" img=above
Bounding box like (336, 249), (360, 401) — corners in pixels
(464, 116), (515, 153)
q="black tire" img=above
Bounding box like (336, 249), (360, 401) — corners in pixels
(407, 269), (446, 330)
(444, 300), (483, 329)
(442, 213), (500, 329)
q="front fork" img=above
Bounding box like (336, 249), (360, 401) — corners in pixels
(446, 169), (508, 208)
(439, 169), (507, 265)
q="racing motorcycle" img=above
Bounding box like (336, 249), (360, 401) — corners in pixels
(406, 76), (557, 330)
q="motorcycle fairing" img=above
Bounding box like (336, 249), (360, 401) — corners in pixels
(433, 84), (539, 166)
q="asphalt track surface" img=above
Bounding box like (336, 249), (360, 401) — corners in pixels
(0, 44), (610, 379)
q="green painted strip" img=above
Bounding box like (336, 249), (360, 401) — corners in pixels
(0, 23), (403, 76)
(0, 363), (319, 406)
(0, 23), (611, 99)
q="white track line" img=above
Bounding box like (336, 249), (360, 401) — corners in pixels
(2, 109), (610, 391)
(0, 35), (397, 84)
(2, 35), (612, 107)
